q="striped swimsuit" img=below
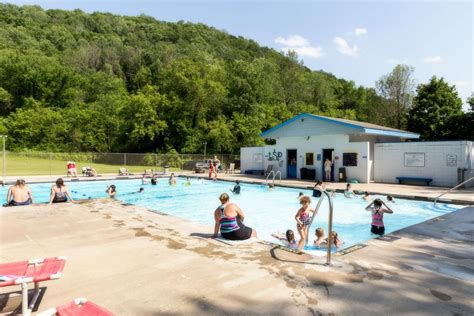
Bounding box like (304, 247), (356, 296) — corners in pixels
(219, 204), (240, 234)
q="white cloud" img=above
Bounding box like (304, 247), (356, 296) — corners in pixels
(385, 58), (408, 64)
(454, 81), (469, 87)
(275, 35), (310, 48)
(333, 36), (358, 57)
(354, 28), (367, 36)
(282, 46), (324, 59)
(274, 35), (324, 59)
(422, 56), (443, 64)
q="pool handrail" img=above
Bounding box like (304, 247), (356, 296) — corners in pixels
(311, 188), (335, 266)
(265, 170), (281, 186)
(433, 176), (473, 206)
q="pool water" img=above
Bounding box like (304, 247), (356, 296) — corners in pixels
(1, 178), (462, 256)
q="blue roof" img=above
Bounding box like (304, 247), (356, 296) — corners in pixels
(260, 113), (420, 139)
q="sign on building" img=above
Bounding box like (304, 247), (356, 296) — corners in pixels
(446, 154), (457, 167)
(404, 152), (425, 167)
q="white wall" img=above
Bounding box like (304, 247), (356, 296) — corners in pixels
(240, 147), (265, 172)
(374, 141), (473, 187)
(262, 135), (370, 183)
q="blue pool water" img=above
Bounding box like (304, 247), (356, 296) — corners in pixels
(1, 178), (462, 255)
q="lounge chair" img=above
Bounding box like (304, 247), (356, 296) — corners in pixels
(118, 168), (129, 176)
(38, 298), (115, 316)
(0, 256), (67, 316)
(81, 167), (98, 177)
(81, 166), (93, 177)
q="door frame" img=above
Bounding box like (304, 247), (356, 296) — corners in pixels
(322, 148), (335, 182)
(287, 149), (297, 179)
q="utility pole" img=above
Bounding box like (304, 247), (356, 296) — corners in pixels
(1, 136), (6, 186)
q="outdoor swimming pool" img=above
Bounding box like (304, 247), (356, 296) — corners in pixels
(1, 178), (462, 255)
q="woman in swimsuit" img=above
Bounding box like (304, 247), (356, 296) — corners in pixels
(49, 178), (75, 204)
(365, 198), (393, 235)
(213, 193), (257, 240)
(294, 196), (315, 252)
(6, 179), (33, 206)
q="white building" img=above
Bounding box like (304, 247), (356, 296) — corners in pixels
(240, 113), (473, 186)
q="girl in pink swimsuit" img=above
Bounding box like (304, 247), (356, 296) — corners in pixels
(294, 196), (315, 252)
(365, 199), (393, 235)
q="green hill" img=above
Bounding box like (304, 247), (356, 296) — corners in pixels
(0, 3), (389, 153)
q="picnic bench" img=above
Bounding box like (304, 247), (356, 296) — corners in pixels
(396, 176), (432, 186)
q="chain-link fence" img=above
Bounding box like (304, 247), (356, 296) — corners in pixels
(0, 152), (240, 177)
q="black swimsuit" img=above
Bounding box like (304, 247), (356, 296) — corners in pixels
(53, 187), (67, 203)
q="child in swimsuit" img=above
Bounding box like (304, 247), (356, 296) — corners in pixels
(314, 227), (327, 247)
(365, 198), (393, 235)
(294, 196), (315, 252)
(271, 229), (297, 248)
(326, 231), (344, 248)
(362, 192), (371, 201)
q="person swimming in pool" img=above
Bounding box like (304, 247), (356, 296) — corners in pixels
(5, 179), (33, 206)
(387, 195), (395, 203)
(326, 231), (344, 248)
(230, 180), (241, 194)
(362, 191), (371, 201)
(169, 173), (177, 186)
(314, 227), (327, 247)
(106, 185), (117, 198)
(212, 193), (257, 240)
(344, 184), (355, 198)
(366, 198), (393, 236)
(272, 229), (297, 248)
(183, 177), (191, 186)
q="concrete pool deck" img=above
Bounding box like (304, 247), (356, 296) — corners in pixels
(1, 200), (473, 315)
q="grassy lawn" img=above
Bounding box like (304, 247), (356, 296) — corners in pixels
(0, 154), (180, 176)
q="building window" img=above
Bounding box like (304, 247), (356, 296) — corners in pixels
(343, 153), (358, 167)
(305, 153), (314, 166)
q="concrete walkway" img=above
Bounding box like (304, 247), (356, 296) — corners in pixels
(0, 201), (472, 315)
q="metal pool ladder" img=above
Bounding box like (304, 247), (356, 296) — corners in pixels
(433, 176), (474, 206)
(265, 170), (281, 186)
(309, 188), (335, 266)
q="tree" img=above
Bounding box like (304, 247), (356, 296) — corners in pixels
(0, 3), (448, 153)
(407, 77), (463, 140)
(467, 93), (474, 112)
(376, 64), (415, 129)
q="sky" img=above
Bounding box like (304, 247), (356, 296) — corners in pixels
(4, 0), (474, 110)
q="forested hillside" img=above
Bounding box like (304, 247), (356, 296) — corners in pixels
(0, 4), (470, 153)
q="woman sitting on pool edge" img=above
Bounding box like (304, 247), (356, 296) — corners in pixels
(212, 193), (257, 240)
(49, 178), (75, 204)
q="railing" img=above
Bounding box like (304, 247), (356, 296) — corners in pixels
(274, 170), (282, 184)
(265, 170), (281, 186)
(310, 188), (335, 266)
(434, 177), (474, 206)
(265, 170), (275, 184)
